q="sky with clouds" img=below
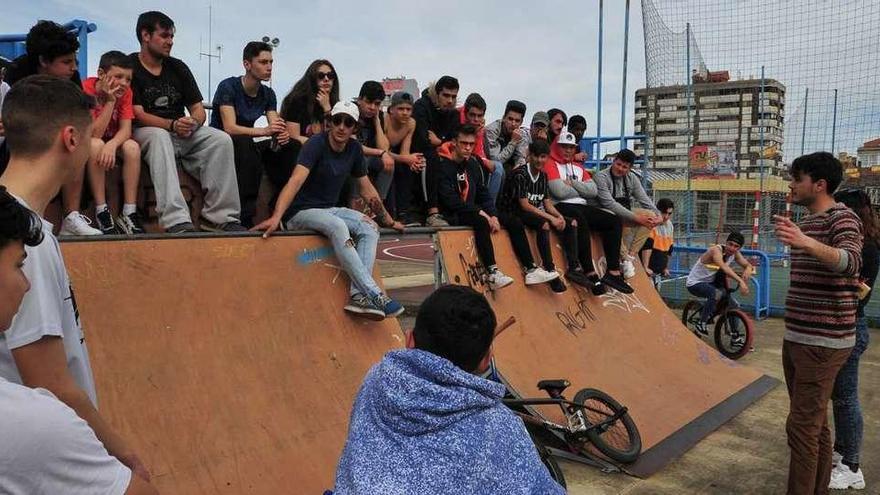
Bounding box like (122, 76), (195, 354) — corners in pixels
(2, 0), (646, 156)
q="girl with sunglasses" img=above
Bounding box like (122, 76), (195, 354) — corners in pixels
(279, 59), (340, 146)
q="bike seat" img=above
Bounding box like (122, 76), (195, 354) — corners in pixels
(537, 379), (570, 395)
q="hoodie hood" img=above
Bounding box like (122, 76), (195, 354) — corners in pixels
(365, 349), (504, 436)
(334, 349), (566, 494)
(547, 134), (591, 180)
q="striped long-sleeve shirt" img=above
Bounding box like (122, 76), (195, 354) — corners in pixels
(785, 203), (863, 348)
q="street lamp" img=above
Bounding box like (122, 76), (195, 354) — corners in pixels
(261, 36), (281, 87)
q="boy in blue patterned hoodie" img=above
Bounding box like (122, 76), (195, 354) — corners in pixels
(334, 285), (564, 494)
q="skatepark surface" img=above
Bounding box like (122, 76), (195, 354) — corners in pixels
(58, 232), (879, 494)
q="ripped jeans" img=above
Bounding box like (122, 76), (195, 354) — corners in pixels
(286, 207), (382, 299)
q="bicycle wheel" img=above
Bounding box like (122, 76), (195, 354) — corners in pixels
(681, 300), (703, 332)
(573, 388), (642, 464)
(537, 446), (567, 489)
(713, 309), (754, 360)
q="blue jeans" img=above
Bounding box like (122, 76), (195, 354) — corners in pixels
(832, 316), (870, 465)
(687, 282), (740, 324)
(287, 207), (382, 299)
(483, 161), (505, 206)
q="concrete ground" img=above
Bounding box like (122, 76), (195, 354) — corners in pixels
(559, 316), (880, 495)
(382, 253), (880, 495)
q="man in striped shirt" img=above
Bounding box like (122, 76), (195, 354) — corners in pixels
(774, 152), (862, 495)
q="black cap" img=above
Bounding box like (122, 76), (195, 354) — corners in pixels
(727, 231), (745, 247)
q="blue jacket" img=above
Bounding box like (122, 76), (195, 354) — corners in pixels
(334, 349), (565, 495)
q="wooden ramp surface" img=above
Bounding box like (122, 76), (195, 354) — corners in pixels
(436, 229), (777, 477)
(62, 235), (402, 494)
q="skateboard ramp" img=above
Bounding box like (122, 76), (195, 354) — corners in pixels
(436, 229), (777, 477)
(61, 234), (402, 494)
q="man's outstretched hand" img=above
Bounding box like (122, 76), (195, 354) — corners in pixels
(774, 215), (812, 249)
(250, 216), (282, 238)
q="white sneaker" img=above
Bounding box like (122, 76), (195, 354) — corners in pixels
(832, 451), (843, 469)
(59, 212), (102, 236)
(829, 463), (865, 490)
(487, 269), (514, 290)
(621, 258), (636, 279)
(524, 267), (560, 285)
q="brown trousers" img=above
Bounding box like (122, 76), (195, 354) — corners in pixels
(782, 340), (852, 495)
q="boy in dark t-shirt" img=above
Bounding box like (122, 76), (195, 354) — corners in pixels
(252, 101), (406, 321)
(497, 139), (574, 293)
(211, 41), (290, 228)
(129, 11), (243, 233)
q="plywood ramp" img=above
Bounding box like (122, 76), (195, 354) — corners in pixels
(62, 235), (402, 494)
(436, 229), (777, 477)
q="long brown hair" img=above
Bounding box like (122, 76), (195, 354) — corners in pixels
(835, 188), (880, 244)
(280, 59), (339, 123)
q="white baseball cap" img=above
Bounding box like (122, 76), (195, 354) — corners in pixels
(330, 100), (359, 121)
(557, 130), (578, 146)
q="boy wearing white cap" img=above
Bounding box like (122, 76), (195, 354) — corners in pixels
(253, 101), (406, 320)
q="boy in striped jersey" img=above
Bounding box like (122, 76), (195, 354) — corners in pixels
(496, 139), (568, 292)
(774, 152), (862, 495)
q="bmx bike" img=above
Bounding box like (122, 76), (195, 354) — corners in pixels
(681, 277), (755, 360)
(502, 378), (642, 487)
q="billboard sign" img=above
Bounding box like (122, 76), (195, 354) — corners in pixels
(689, 145), (737, 178)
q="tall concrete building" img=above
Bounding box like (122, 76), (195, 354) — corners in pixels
(634, 78), (786, 179)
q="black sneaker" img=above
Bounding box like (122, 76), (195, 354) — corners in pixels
(565, 269), (592, 289)
(167, 222), (197, 234)
(95, 209), (120, 234)
(601, 273), (634, 294)
(399, 212), (422, 227)
(200, 219), (248, 232)
(549, 278), (567, 294)
(586, 273), (608, 296)
(116, 211), (146, 235)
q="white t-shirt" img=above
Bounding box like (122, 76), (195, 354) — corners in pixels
(0, 199), (97, 404)
(0, 377), (131, 495)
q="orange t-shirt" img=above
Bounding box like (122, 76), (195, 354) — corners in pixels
(82, 77), (134, 141)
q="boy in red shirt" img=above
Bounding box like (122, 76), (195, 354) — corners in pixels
(82, 51), (144, 234)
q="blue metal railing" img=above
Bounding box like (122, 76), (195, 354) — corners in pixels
(659, 245), (772, 320)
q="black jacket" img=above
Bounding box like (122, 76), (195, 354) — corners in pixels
(411, 92), (459, 156)
(437, 156), (496, 219)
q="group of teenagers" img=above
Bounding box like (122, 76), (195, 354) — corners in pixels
(0, 10), (678, 319)
(0, 9), (875, 495)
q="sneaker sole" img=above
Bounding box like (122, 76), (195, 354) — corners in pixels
(385, 306), (405, 318)
(344, 306), (386, 321)
(59, 230), (102, 236)
(830, 482), (865, 490)
(602, 279), (635, 294)
(490, 279), (514, 290)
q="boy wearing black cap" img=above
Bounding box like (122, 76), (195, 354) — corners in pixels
(354, 81), (393, 199)
(684, 231), (753, 335)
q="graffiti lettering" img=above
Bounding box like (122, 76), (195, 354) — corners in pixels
(297, 246), (335, 265)
(459, 253), (489, 290)
(600, 290), (650, 314)
(555, 298), (597, 336)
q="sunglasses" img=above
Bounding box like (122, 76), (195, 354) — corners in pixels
(330, 114), (356, 128)
(317, 71), (336, 81)
(532, 122), (548, 129)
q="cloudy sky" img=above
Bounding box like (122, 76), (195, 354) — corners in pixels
(2, 0), (646, 155)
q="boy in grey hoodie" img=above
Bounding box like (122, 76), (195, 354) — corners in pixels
(590, 149), (661, 278)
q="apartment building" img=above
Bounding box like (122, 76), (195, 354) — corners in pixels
(634, 78), (786, 179)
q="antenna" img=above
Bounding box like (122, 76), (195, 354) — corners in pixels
(199, 4), (222, 103)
